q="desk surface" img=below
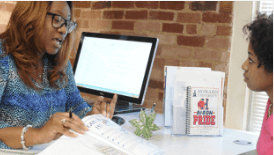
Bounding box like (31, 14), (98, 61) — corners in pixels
(0, 112), (259, 155)
(116, 112), (259, 155)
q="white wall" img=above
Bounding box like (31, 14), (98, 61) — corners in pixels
(225, 1), (254, 130)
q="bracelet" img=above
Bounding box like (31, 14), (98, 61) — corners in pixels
(21, 125), (33, 151)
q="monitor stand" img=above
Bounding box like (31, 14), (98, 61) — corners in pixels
(111, 100), (145, 125)
(113, 100), (145, 114)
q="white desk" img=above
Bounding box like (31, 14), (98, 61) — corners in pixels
(0, 112), (259, 155)
(116, 112), (259, 155)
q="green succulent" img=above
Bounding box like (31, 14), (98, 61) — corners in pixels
(129, 109), (159, 140)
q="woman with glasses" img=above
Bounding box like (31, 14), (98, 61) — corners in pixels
(0, 1), (117, 150)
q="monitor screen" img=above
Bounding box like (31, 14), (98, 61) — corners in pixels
(73, 32), (159, 106)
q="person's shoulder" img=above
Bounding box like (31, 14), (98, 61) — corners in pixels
(0, 39), (8, 58)
(0, 40), (11, 70)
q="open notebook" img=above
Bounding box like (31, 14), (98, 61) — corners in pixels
(38, 114), (165, 155)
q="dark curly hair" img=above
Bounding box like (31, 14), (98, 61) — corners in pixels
(243, 13), (273, 73)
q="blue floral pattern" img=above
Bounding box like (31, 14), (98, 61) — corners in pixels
(0, 41), (92, 149)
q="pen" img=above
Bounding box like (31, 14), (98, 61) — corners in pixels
(69, 108), (72, 118)
(151, 103), (156, 112)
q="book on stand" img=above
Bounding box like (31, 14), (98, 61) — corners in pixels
(168, 68), (225, 136)
(163, 66), (211, 127)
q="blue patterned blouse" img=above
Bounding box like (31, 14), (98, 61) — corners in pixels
(0, 42), (92, 149)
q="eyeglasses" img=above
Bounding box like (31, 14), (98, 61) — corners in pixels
(46, 12), (77, 34)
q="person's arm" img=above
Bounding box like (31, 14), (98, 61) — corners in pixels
(0, 112), (88, 149)
(0, 127), (40, 149)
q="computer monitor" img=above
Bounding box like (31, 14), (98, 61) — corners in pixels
(73, 32), (159, 114)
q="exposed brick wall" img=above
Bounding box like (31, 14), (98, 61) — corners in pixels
(0, 1), (234, 121)
(0, 1), (16, 33)
(73, 1), (234, 119)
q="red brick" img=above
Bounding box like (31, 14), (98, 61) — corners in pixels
(136, 1), (158, 9)
(81, 11), (101, 19)
(190, 1), (217, 11)
(218, 13), (232, 23)
(0, 2), (5, 10)
(224, 76), (228, 87)
(148, 79), (164, 89)
(135, 21), (161, 32)
(119, 32), (147, 37)
(149, 11), (174, 21)
(193, 49), (220, 61)
(145, 87), (159, 100)
(177, 36), (205, 47)
(153, 58), (165, 69)
(180, 60), (197, 67)
(160, 1), (185, 10)
(74, 9), (81, 18)
(166, 58), (180, 66)
(220, 1), (233, 14)
(100, 31), (121, 35)
(112, 21), (134, 30)
(162, 23), (184, 33)
(215, 63), (228, 73)
(159, 92), (164, 101)
(4, 3), (16, 12)
(202, 12), (218, 23)
(77, 19), (89, 28)
(159, 81), (164, 90)
(125, 10), (148, 20)
(200, 24), (216, 36)
(148, 79), (160, 89)
(198, 62), (212, 68)
(217, 26), (232, 36)
(186, 25), (197, 34)
(177, 13), (201, 23)
(147, 33), (177, 45)
(103, 11), (124, 19)
(160, 46), (192, 58)
(89, 20), (110, 31)
(112, 1), (135, 8)
(204, 38), (231, 49)
(74, 1), (91, 8)
(91, 1), (111, 9)
(150, 67), (164, 81)
(203, 12), (232, 23)
(156, 45), (162, 56)
(221, 52), (230, 62)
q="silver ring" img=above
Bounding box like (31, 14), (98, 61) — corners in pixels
(62, 119), (66, 124)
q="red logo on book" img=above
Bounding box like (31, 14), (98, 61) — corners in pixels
(193, 98), (215, 125)
(197, 98), (209, 110)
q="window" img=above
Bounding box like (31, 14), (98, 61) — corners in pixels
(246, 1), (273, 133)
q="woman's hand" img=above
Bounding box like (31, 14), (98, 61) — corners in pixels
(90, 94), (118, 119)
(35, 112), (88, 144)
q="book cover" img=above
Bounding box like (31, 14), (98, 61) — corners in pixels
(186, 87), (222, 136)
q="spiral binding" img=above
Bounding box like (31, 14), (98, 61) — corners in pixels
(186, 86), (192, 135)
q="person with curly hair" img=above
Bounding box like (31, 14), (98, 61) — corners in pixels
(0, 1), (117, 150)
(242, 13), (273, 155)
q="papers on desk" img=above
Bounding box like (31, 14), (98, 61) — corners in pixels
(39, 114), (165, 155)
(0, 142), (53, 155)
